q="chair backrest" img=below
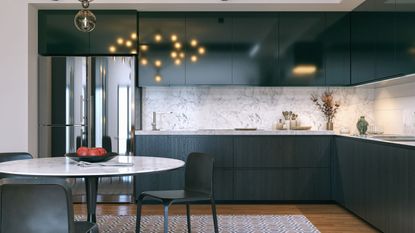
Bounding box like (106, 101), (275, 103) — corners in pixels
(0, 152), (32, 163)
(0, 178), (75, 233)
(184, 152), (215, 195)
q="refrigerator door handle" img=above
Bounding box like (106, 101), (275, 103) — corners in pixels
(41, 124), (87, 127)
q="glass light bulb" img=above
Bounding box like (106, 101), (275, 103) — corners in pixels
(117, 38), (124, 45)
(179, 52), (185, 58)
(171, 51), (178, 58)
(140, 58), (148, 66)
(198, 47), (206, 55)
(191, 55), (198, 62)
(126, 40), (132, 47)
(154, 60), (162, 67)
(131, 33), (137, 40)
(174, 42), (182, 49)
(140, 45), (148, 52)
(109, 46), (116, 53)
(74, 9), (96, 32)
(174, 59), (182, 65)
(155, 75), (162, 83)
(171, 34), (178, 42)
(190, 39), (198, 47)
(154, 34), (162, 42)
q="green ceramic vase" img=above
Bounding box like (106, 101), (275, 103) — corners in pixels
(356, 116), (369, 135)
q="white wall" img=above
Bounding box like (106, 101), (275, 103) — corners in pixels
(374, 81), (415, 135)
(0, 1), (37, 155)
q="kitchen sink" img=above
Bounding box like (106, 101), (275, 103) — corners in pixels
(369, 135), (415, 141)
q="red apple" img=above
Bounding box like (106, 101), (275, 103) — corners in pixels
(76, 147), (89, 156)
(96, 148), (107, 156)
(87, 148), (100, 156)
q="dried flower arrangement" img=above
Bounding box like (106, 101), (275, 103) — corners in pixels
(310, 90), (340, 123)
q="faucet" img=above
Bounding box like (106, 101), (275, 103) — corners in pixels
(151, 112), (173, 131)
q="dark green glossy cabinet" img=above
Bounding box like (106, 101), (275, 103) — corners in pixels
(234, 136), (331, 201)
(185, 15), (233, 85)
(334, 136), (410, 233)
(395, 12), (415, 76)
(39, 10), (137, 55)
(135, 135), (234, 200)
(135, 135), (331, 201)
(351, 0), (400, 84)
(89, 11), (137, 55)
(232, 14), (278, 85)
(278, 13), (325, 86)
(39, 10), (90, 55)
(350, 12), (376, 84)
(138, 14), (186, 86)
(324, 13), (350, 86)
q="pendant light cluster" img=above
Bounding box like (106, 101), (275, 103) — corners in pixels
(74, 0), (96, 32)
(139, 33), (207, 83)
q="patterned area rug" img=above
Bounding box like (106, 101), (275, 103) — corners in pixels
(75, 215), (320, 233)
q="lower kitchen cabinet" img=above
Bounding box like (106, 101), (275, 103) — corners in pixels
(135, 168), (233, 201)
(334, 136), (410, 233)
(235, 168), (330, 201)
(135, 135), (332, 202)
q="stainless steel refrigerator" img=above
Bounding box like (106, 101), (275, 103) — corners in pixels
(38, 56), (136, 202)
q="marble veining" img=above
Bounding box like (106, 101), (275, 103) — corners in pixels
(0, 156), (185, 177)
(142, 86), (375, 134)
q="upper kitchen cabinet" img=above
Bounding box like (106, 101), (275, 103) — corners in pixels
(351, 0), (400, 85)
(138, 13), (186, 86)
(89, 11), (137, 55)
(39, 10), (90, 55)
(232, 14), (278, 85)
(185, 14), (233, 85)
(324, 13), (351, 86)
(278, 13), (325, 86)
(39, 10), (137, 56)
(395, 12), (415, 75)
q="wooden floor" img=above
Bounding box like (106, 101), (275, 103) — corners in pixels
(74, 204), (379, 233)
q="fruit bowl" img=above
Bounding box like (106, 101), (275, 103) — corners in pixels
(65, 152), (118, 163)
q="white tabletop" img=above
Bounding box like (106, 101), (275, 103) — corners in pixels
(0, 156), (185, 177)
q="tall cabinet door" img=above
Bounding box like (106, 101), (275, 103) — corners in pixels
(138, 13), (186, 86)
(185, 14), (233, 84)
(278, 13), (325, 86)
(324, 13), (350, 86)
(396, 12), (415, 76)
(232, 14), (278, 85)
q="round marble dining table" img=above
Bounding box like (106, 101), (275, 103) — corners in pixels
(0, 155), (185, 222)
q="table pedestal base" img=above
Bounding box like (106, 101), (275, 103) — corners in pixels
(85, 176), (98, 222)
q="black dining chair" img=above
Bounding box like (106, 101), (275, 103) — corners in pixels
(0, 152), (33, 179)
(0, 178), (98, 233)
(136, 152), (219, 233)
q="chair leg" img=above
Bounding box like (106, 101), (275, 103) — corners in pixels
(135, 195), (144, 233)
(163, 202), (170, 233)
(186, 203), (191, 233)
(211, 198), (219, 233)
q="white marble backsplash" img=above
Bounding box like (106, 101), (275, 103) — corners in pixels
(142, 86), (375, 134)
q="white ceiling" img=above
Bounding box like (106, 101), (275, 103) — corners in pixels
(30, 0), (366, 11)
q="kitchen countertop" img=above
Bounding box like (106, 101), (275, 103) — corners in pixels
(135, 129), (335, 135)
(135, 130), (415, 147)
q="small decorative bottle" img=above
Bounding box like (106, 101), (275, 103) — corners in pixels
(356, 116), (369, 135)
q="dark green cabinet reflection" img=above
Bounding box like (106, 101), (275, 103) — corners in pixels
(324, 13), (350, 86)
(39, 10), (89, 55)
(351, 12), (377, 84)
(185, 15), (233, 85)
(396, 12), (415, 76)
(38, 10), (137, 55)
(89, 11), (137, 55)
(278, 13), (325, 86)
(232, 14), (278, 85)
(138, 14), (186, 86)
